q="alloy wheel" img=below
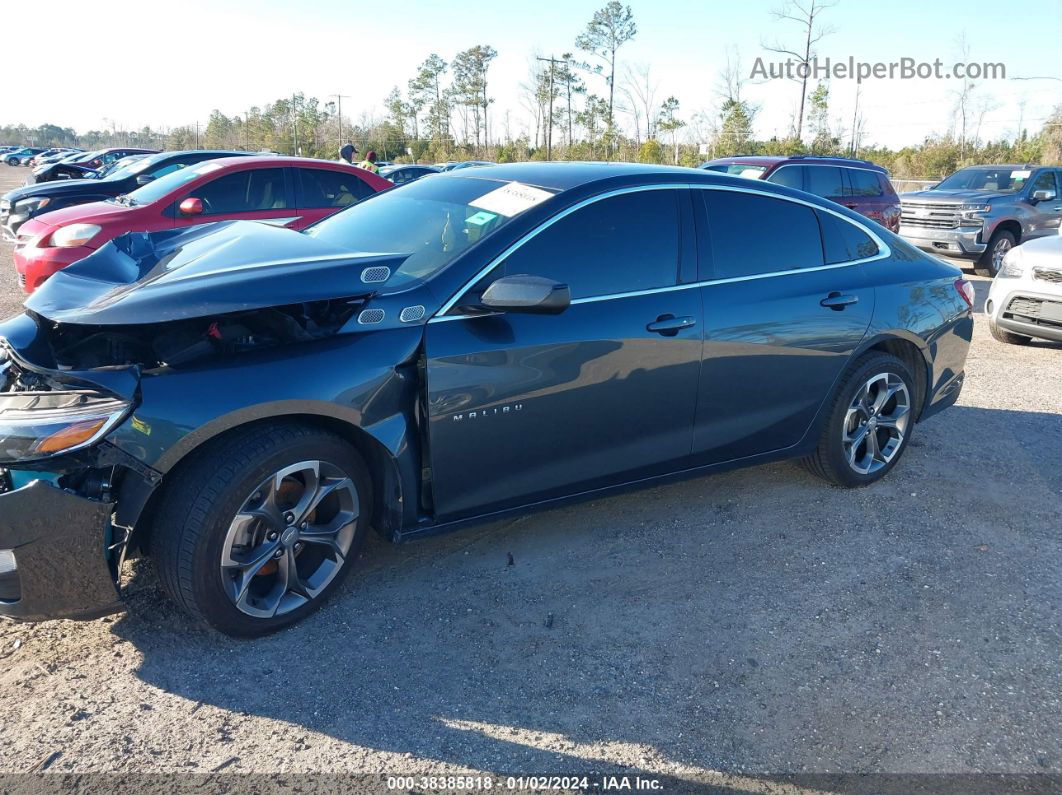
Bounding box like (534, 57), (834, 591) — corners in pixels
(219, 460), (358, 618)
(992, 237), (1012, 270)
(842, 373), (912, 475)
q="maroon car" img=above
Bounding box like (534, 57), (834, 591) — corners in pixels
(702, 155), (901, 232)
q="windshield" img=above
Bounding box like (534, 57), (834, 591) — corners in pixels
(704, 163), (768, 179)
(102, 152), (168, 181)
(306, 176), (558, 288)
(124, 160), (229, 205)
(935, 167), (1032, 193)
(96, 155), (147, 179)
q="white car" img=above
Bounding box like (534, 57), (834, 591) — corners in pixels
(986, 230), (1062, 345)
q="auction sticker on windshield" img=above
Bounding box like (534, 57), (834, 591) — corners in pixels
(470, 182), (553, 217)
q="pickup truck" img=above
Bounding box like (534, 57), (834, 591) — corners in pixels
(899, 164), (1062, 276)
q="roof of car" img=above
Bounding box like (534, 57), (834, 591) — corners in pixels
(441, 161), (712, 191)
(704, 155), (887, 171)
(193, 155), (362, 168)
(953, 164), (1043, 170)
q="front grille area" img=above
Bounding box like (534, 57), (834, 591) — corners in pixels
(1033, 267), (1062, 284)
(1006, 296), (1062, 327)
(16, 272), (25, 290)
(900, 202), (962, 230)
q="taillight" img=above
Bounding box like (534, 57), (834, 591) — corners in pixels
(955, 278), (975, 309)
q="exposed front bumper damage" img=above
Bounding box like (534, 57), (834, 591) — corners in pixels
(0, 478), (123, 622)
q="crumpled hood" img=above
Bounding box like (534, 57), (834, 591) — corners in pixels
(2, 177), (114, 204)
(25, 220), (407, 326)
(901, 189), (1012, 203)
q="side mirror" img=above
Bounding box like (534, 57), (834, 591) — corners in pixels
(135, 174), (155, 186)
(179, 197), (203, 216)
(1032, 189), (1056, 203)
(477, 275), (571, 315)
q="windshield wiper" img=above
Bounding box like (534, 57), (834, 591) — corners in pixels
(114, 194), (137, 207)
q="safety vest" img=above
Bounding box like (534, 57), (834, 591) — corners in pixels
(357, 161), (378, 173)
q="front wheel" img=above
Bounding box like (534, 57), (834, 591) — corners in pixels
(974, 230), (1016, 277)
(151, 423), (372, 637)
(988, 316), (1031, 345)
(802, 353), (917, 488)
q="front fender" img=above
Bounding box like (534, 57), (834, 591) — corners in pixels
(107, 329), (425, 534)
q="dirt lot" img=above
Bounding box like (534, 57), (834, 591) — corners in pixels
(0, 162), (1060, 785)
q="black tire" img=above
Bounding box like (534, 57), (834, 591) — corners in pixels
(974, 229), (1016, 277)
(151, 422), (372, 637)
(988, 317), (1031, 345)
(802, 353), (917, 488)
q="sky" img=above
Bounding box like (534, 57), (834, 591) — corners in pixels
(6, 0), (1061, 149)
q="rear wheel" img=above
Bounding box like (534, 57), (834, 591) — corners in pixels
(974, 230), (1016, 277)
(988, 316), (1031, 345)
(802, 353), (916, 488)
(151, 423), (372, 637)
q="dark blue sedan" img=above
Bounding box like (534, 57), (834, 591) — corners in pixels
(0, 162), (973, 635)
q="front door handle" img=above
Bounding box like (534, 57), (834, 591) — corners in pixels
(646, 314), (697, 336)
(820, 292), (859, 310)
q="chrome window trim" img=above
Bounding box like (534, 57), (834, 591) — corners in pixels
(429, 181), (890, 323)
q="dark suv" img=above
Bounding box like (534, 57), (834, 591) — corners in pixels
(702, 155), (900, 231)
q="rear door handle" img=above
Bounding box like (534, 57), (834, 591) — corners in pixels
(646, 314), (697, 336)
(820, 292), (859, 310)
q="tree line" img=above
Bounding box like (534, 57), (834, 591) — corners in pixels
(3, 1), (1059, 179)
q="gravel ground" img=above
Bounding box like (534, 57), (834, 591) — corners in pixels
(0, 163), (1060, 784)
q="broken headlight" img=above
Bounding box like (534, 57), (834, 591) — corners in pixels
(0, 391), (131, 463)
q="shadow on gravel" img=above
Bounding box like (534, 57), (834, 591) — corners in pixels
(109, 404), (1062, 776)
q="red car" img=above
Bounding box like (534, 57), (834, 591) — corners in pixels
(701, 155), (901, 232)
(14, 156), (391, 293)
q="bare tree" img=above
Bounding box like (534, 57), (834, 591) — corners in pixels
(716, 46), (747, 105)
(621, 63), (659, 143)
(951, 32), (977, 159)
(762, 0), (837, 140)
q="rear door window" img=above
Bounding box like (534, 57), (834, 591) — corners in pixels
(298, 167), (373, 208)
(701, 190), (824, 278)
(805, 166), (845, 199)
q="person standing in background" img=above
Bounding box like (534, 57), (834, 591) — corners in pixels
(339, 140), (357, 164)
(357, 150), (379, 173)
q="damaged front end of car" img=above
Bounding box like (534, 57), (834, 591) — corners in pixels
(0, 320), (148, 620)
(0, 221), (405, 621)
